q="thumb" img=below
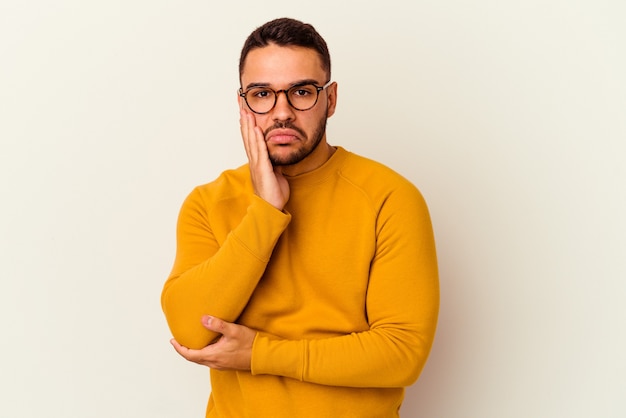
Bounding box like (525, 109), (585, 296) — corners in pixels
(273, 166), (288, 182)
(201, 315), (228, 334)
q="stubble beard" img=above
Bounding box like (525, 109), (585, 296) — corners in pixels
(265, 116), (328, 166)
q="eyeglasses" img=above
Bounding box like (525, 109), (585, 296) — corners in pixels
(239, 81), (332, 114)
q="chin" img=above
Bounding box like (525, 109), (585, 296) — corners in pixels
(269, 147), (308, 166)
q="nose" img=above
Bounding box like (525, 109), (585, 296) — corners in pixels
(271, 90), (296, 121)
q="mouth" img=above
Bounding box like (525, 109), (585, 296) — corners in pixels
(266, 129), (301, 145)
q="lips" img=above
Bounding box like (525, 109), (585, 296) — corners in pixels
(266, 129), (300, 144)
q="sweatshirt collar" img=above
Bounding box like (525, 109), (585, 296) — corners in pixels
(282, 146), (348, 187)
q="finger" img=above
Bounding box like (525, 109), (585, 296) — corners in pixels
(253, 125), (268, 162)
(202, 315), (229, 335)
(238, 104), (270, 167)
(240, 107), (253, 161)
(273, 165), (284, 179)
(247, 113), (264, 164)
(171, 338), (214, 365)
(170, 338), (191, 359)
(240, 106), (260, 161)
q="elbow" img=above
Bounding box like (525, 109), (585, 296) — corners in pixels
(161, 287), (217, 350)
(163, 313), (214, 350)
(387, 330), (436, 387)
(388, 347), (431, 387)
(397, 355), (427, 386)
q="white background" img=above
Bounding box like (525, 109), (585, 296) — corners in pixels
(1, 1), (625, 417)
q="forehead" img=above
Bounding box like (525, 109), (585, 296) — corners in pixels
(241, 44), (326, 88)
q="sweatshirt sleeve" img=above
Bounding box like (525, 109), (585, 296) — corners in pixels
(161, 189), (291, 349)
(251, 182), (439, 387)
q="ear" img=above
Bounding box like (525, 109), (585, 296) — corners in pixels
(326, 82), (338, 118)
(237, 90), (244, 110)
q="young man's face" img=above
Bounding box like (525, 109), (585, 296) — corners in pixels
(239, 44), (337, 169)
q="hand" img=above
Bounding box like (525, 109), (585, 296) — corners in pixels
(239, 105), (290, 210)
(170, 315), (256, 371)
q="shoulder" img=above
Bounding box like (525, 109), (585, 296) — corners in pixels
(337, 149), (424, 203)
(183, 164), (251, 208)
(336, 149), (433, 232)
(194, 164), (250, 195)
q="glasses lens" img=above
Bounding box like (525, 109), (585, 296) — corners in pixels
(245, 87), (276, 114)
(288, 85), (319, 111)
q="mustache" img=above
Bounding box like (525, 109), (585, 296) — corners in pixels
(264, 122), (307, 138)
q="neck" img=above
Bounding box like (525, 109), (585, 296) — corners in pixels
(280, 142), (336, 177)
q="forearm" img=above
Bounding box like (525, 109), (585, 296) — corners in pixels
(251, 320), (438, 387)
(162, 234), (271, 348)
(162, 195), (290, 349)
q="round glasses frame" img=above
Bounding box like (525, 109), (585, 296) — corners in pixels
(239, 81), (332, 115)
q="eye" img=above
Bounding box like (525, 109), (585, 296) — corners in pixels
(291, 86), (315, 97)
(249, 88), (273, 99)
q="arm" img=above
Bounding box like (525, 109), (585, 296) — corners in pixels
(161, 192), (290, 349)
(251, 183), (439, 387)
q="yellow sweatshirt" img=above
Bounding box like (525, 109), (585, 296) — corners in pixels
(162, 147), (439, 418)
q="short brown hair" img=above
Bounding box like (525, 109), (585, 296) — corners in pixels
(239, 18), (331, 81)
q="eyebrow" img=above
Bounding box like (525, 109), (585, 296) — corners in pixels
(244, 79), (322, 90)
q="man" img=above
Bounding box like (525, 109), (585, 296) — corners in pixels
(161, 17), (439, 418)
